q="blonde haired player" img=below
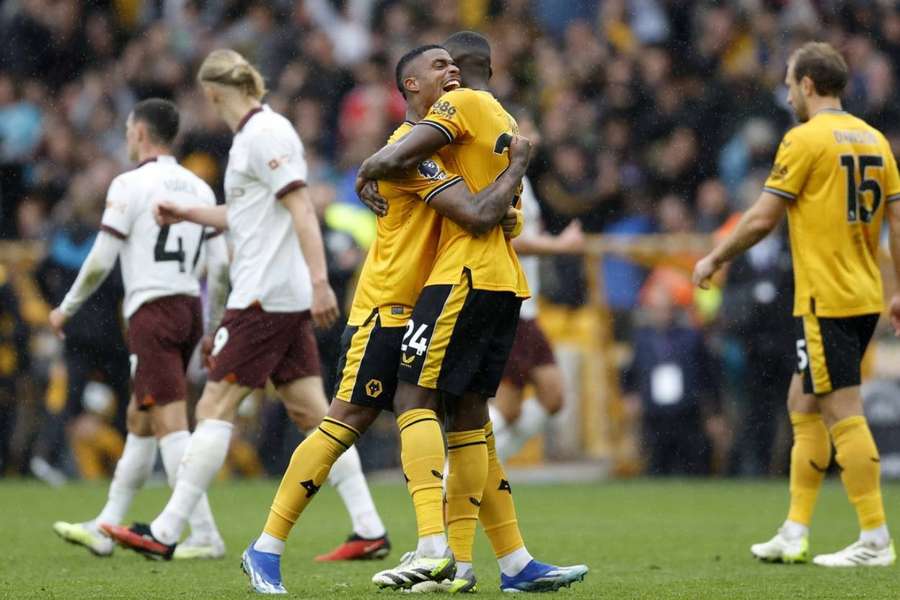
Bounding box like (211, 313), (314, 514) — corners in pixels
(50, 98), (229, 559)
(694, 41), (898, 567)
(104, 50), (389, 562)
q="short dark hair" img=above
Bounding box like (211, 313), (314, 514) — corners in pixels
(395, 44), (444, 97)
(791, 42), (848, 97)
(443, 30), (492, 79)
(131, 98), (180, 145)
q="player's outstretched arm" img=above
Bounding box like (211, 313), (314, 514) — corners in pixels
(155, 200), (229, 231)
(280, 185), (340, 328)
(512, 220), (585, 255)
(885, 200), (900, 335)
(356, 124), (449, 190)
(428, 135), (532, 236)
(693, 191), (786, 289)
(48, 231), (124, 338)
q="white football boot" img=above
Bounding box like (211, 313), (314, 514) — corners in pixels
(750, 528), (810, 563)
(53, 521), (114, 556)
(813, 540), (896, 567)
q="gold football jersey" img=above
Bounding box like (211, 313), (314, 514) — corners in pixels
(419, 88), (530, 298)
(764, 109), (900, 317)
(348, 122), (460, 327)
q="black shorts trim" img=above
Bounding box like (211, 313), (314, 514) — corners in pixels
(794, 313), (878, 395)
(333, 314), (404, 412)
(397, 270), (522, 398)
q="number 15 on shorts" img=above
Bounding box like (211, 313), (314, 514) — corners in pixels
(402, 321), (429, 356)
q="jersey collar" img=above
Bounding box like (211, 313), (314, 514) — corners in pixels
(136, 155), (176, 168)
(236, 106), (264, 133)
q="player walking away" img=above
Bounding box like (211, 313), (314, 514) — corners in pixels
(489, 175), (585, 461)
(103, 50), (388, 562)
(240, 45), (532, 595)
(49, 98), (229, 559)
(359, 32), (589, 593)
(694, 42), (897, 567)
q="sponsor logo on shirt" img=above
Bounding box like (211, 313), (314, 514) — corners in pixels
(429, 99), (457, 118)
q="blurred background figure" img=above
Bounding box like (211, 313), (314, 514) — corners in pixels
(30, 168), (129, 485)
(623, 284), (723, 476)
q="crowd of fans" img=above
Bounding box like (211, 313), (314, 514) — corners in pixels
(2, 0), (900, 481)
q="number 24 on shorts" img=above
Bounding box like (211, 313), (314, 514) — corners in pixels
(402, 320), (430, 356)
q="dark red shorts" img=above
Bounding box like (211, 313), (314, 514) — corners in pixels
(128, 295), (203, 409)
(207, 306), (321, 389)
(500, 318), (557, 388)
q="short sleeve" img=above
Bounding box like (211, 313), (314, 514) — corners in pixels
(100, 177), (132, 239)
(247, 126), (308, 199)
(763, 129), (815, 201)
(383, 155), (464, 204)
(419, 88), (478, 144)
(882, 140), (900, 204)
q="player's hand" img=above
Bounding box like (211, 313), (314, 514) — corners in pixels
(890, 294), (900, 337)
(154, 200), (188, 226)
(508, 135), (533, 168)
(557, 220), (585, 253)
(358, 179), (388, 217)
(692, 254), (721, 289)
(502, 207), (524, 239)
(48, 308), (67, 340)
(311, 280), (340, 329)
(200, 334), (214, 370)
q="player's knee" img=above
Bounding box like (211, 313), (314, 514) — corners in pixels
(126, 401), (153, 436)
(540, 386), (564, 415)
(328, 400), (380, 433)
(151, 401), (189, 437)
(497, 399), (522, 423)
(394, 381), (439, 415)
(195, 380), (243, 422)
(535, 368), (565, 415)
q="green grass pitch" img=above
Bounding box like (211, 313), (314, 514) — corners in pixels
(2, 478), (897, 599)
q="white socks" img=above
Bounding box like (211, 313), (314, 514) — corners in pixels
(498, 546), (533, 577)
(323, 439), (386, 539)
(417, 533), (448, 558)
(159, 430), (222, 542)
(151, 419), (233, 545)
(860, 525), (891, 549)
(95, 434), (157, 528)
(781, 520), (809, 540)
(254, 532), (287, 555)
(490, 399), (550, 461)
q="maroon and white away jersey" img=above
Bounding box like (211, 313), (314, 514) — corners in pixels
(223, 105), (312, 312)
(101, 155), (217, 318)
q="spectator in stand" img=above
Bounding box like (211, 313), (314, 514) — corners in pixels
(31, 165), (129, 483)
(624, 285), (722, 476)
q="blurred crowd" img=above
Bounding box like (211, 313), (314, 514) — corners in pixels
(2, 0), (900, 482)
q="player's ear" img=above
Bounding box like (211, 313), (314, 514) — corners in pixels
(404, 75), (419, 96)
(800, 75), (814, 96)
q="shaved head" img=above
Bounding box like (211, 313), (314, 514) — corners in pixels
(443, 30), (492, 82)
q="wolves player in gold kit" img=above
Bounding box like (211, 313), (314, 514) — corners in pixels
(695, 42), (899, 567)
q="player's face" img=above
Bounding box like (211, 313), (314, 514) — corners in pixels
(414, 48), (461, 106)
(200, 82), (224, 118)
(125, 113), (139, 162)
(785, 60), (809, 122)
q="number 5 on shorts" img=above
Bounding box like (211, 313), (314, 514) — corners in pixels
(796, 339), (808, 371)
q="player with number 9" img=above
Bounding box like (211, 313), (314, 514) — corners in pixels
(694, 41), (900, 568)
